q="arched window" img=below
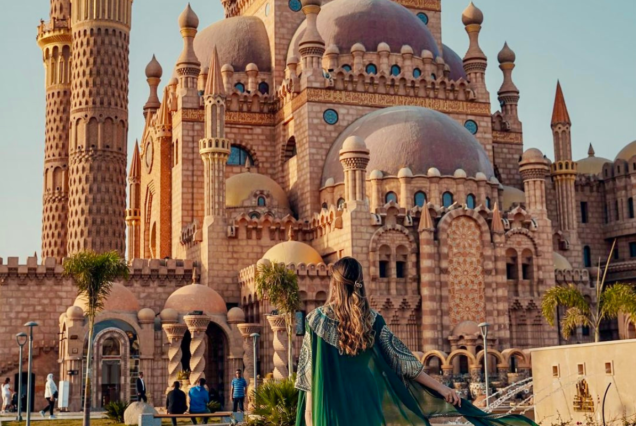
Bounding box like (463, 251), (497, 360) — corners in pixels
(413, 68), (422, 78)
(583, 246), (592, 268)
(283, 137), (297, 161)
(629, 197), (634, 219)
(342, 64), (352, 72)
(385, 192), (398, 204)
(227, 146), (254, 166)
(249, 212), (261, 220)
(258, 82), (269, 95)
(466, 194), (476, 209)
(234, 82), (245, 93)
(379, 245), (391, 278)
(390, 65), (401, 76)
(396, 246), (408, 279)
(442, 192), (453, 208)
(414, 191), (426, 207)
(366, 64), (377, 75)
(430, 73), (437, 80)
(486, 197), (491, 209)
(257, 196), (266, 207)
(337, 198), (345, 209)
(321, 202), (328, 210)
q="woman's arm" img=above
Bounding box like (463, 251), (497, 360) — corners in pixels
(413, 371), (461, 407)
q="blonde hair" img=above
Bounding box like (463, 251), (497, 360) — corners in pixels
(327, 257), (375, 356)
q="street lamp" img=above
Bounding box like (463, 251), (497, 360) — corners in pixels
(250, 333), (260, 391)
(15, 332), (27, 422)
(478, 322), (490, 408)
(25, 322), (38, 426)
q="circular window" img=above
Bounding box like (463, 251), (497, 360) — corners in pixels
(464, 120), (479, 135)
(413, 68), (422, 78)
(144, 140), (153, 172)
(366, 64), (377, 75)
(342, 64), (352, 72)
(323, 109), (339, 125)
(234, 83), (245, 93)
(265, 3), (270, 16)
(289, 0), (302, 12)
(390, 65), (401, 77)
(417, 12), (429, 25)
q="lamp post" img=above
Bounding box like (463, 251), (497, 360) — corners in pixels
(478, 322), (490, 408)
(15, 332), (27, 421)
(250, 333), (260, 391)
(25, 322), (38, 426)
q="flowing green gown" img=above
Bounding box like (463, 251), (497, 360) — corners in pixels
(295, 307), (537, 426)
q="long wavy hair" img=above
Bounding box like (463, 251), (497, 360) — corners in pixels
(326, 257), (375, 356)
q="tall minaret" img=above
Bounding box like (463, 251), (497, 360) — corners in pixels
(461, 2), (489, 103)
(497, 42), (521, 131)
(126, 141), (141, 261)
(67, 0), (133, 255)
(37, 0), (72, 260)
(551, 82), (572, 162)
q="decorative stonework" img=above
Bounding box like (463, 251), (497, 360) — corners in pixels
(447, 216), (486, 327)
(266, 315), (289, 380)
(162, 323), (188, 386)
(237, 323), (261, 382)
(393, 0), (441, 11)
(492, 131), (523, 144)
(184, 314), (211, 386)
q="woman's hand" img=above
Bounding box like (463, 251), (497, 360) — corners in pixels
(440, 386), (461, 407)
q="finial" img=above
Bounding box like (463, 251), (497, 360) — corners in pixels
(288, 227), (294, 241)
(192, 266), (198, 285)
(588, 143), (595, 157)
(145, 54), (163, 79)
(462, 1), (484, 26)
(245, 154), (253, 170)
(179, 3), (199, 29)
(204, 46), (225, 97)
(129, 140), (141, 180)
(418, 205), (434, 232)
(551, 81), (571, 125)
(491, 202), (504, 234)
(497, 42), (516, 64)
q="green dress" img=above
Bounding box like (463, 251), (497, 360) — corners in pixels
(295, 307), (537, 426)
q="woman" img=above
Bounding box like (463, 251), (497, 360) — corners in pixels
(166, 381), (188, 426)
(39, 374), (57, 419)
(1, 378), (12, 413)
(295, 257), (536, 426)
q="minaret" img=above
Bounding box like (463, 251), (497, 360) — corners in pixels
(551, 81), (572, 162)
(461, 2), (489, 102)
(497, 42), (521, 131)
(200, 47), (231, 218)
(144, 55), (162, 117)
(176, 4), (201, 108)
(519, 149), (550, 217)
(37, 0), (72, 260)
(126, 141), (141, 261)
(339, 136), (370, 205)
(298, 0), (325, 87)
(67, 0), (133, 255)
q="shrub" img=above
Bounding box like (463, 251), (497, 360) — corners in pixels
(104, 401), (129, 423)
(207, 401), (221, 413)
(249, 377), (299, 426)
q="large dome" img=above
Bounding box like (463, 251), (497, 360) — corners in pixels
(442, 44), (467, 81)
(287, 0), (439, 61)
(262, 241), (323, 265)
(186, 16), (271, 75)
(321, 106), (494, 186)
(226, 172), (290, 209)
(615, 140), (636, 162)
(164, 284), (228, 316)
(74, 283), (139, 314)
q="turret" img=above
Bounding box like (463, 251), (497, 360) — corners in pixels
(176, 4), (201, 107)
(298, 0), (325, 86)
(126, 142), (142, 261)
(461, 2), (489, 102)
(519, 148), (549, 216)
(339, 136), (370, 204)
(551, 81), (572, 162)
(497, 42), (521, 130)
(144, 55), (163, 116)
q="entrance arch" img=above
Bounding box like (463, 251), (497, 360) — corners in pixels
(205, 323), (229, 406)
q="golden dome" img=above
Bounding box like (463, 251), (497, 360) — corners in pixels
(226, 172), (290, 209)
(74, 283), (140, 314)
(262, 241), (323, 265)
(164, 284), (227, 316)
(615, 140), (636, 161)
(553, 252), (573, 270)
(577, 144), (610, 175)
(501, 185), (525, 210)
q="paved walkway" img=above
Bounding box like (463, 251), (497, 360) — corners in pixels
(0, 411), (106, 425)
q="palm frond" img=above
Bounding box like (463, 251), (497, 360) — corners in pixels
(599, 283), (636, 321)
(255, 261), (300, 316)
(541, 284), (590, 326)
(559, 307), (591, 340)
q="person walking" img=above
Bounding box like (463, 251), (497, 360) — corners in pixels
(295, 257), (538, 426)
(1, 378), (12, 413)
(188, 378), (210, 425)
(230, 370), (248, 413)
(166, 381), (188, 426)
(39, 374), (57, 419)
(136, 372), (147, 403)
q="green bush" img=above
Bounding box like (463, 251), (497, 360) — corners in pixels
(207, 401), (221, 413)
(249, 376), (299, 426)
(104, 401), (129, 423)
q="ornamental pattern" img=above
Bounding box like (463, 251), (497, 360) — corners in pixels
(378, 326), (424, 380)
(447, 216), (486, 327)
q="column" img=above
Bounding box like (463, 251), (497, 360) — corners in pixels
(162, 323), (188, 389)
(267, 315), (288, 380)
(184, 314), (211, 386)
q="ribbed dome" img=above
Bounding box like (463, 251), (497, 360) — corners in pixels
(262, 241), (323, 265)
(553, 252), (573, 271)
(74, 283), (139, 314)
(164, 284), (228, 316)
(442, 44), (467, 81)
(287, 0), (439, 62)
(321, 106), (494, 186)
(615, 140), (636, 161)
(226, 172), (290, 209)
(501, 185), (525, 210)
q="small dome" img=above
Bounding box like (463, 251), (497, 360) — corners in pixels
(522, 148), (544, 161)
(178, 4), (199, 29)
(398, 167), (413, 178)
(462, 2), (484, 26)
(497, 42), (516, 64)
(454, 169), (467, 178)
(427, 167), (441, 177)
(262, 241), (323, 265)
(490, 176), (500, 184)
(342, 136), (367, 151)
(246, 62), (259, 72)
(615, 140), (636, 161)
(145, 55), (163, 79)
(475, 172), (487, 181)
(421, 50), (434, 60)
(452, 320), (480, 338)
(553, 252), (573, 270)
(326, 44), (340, 55)
(377, 42), (390, 52)
(66, 305), (84, 320)
(227, 307), (246, 323)
(226, 172), (290, 209)
(165, 284), (228, 316)
(160, 308), (179, 323)
(400, 45), (413, 55)
(324, 177), (335, 186)
(74, 283), (139, 314)
(370, 170), (384, 179)
(501, 185), (525, 210)
(221, 64), (234, 73)
(577, 150), (611, 175)
(351, 43), (366, 53)
(442, 44), (468, 81)
(435, 56), (445, 65)
(138, 308), (155, 322)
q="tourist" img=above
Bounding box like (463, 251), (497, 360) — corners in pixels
(39, 374), (57, 419)
(230, 369), (247, 413)
(136, 372), (147, 403)
(295, 257), (537, 426)
(188, 378), (210, 425)
(166, 381), (187, 426)
(1, 378), (12, 413)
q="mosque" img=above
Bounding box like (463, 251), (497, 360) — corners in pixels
(1, 0), (635, 411)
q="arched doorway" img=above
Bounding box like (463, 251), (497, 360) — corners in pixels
(205, 323), (228, 407)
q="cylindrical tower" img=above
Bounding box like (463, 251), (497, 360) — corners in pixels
(37, 0), (72, 260)
(68, 0), (133, 255)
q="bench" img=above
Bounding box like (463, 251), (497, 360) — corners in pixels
(140, 411), (242, 426)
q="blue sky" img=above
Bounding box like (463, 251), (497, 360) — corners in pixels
(0, 0), (634, 258)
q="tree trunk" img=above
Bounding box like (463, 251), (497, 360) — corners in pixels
(594, 327), (600, 343)
(83, 320), (94, 426)
(287, 313), (294, 378)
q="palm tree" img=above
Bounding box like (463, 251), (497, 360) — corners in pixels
(542, 241), (636, 342)
(64, 251), (129, 426)
(255, 261), (300, 378)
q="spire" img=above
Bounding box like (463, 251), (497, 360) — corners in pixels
(551, 81), (571, 125)
(588, 143), (595, 157)
(288, 227), (295, 241)
(129, 140), (141, 180)
(418, 206), (434, 232)
(491, 203), (504, 234)
(144, 55), (162, 114)
(204, 46), (225, 97)
(176, 4), (200, 73)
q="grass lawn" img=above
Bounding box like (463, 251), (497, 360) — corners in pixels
(3, 419), (221, 426)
